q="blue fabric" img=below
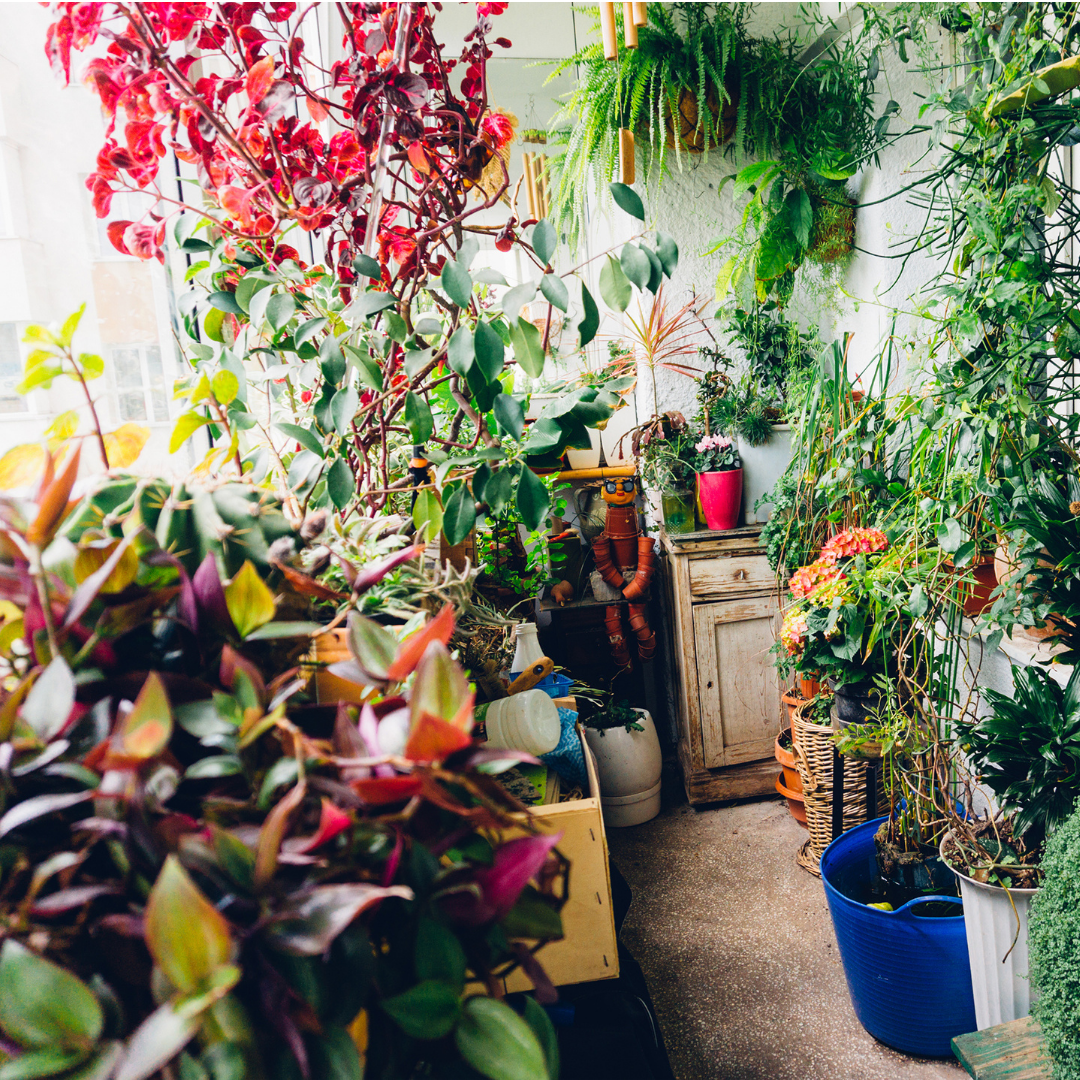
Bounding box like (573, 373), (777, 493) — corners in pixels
(541, 708), (588, 789)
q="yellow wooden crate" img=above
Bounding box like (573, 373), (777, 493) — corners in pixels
(497, 725), (620, 993)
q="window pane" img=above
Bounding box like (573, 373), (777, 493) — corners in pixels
(150, 390), (168, 422)
(0, 323), (27, 414)
(114, 347), (143, 389)
(145, 346), (168, 421)
(118, 390), (147, 421)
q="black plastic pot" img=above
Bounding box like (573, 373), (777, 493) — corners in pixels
(829, 677), (882, 729)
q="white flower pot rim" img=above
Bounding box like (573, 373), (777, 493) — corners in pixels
(939, 831), (1040, 896)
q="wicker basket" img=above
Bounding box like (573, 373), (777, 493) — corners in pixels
(792, 700), (885, 875)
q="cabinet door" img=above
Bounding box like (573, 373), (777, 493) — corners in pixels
(692, 595), (782, 769)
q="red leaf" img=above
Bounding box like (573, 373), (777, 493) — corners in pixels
(404, 713), (473, 763)
(351, 775), (422, 806)
(386, 604), (455, 683)
(406, 141), (431, 176)
(306, 96), (329, 123)
(245, 56), (275, 105)
(107, 219), (133, 256)
(445, 832), (562, 926)
(286, 798), (352, 853)
(351, 543), (424, 596)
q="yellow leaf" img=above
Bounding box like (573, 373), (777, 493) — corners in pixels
(74, 535), (139, 593)
(0, 619), (24, 658)
(224, 561), (276, 638)
(104, 423), (150, 468)
(211, 370), (239, 405)
(0, 444), (46, 490)
(120, 671), (173, 760)
(45, 411), (80, 450)
(145, 856), (233, 994)
(170, 412), (210, 455)
(190, 373), (213, 405)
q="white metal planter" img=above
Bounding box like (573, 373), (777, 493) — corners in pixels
(737, 424), (792, 524)
(941, 837), (1039, 1030)
(584, 708), (662, 827)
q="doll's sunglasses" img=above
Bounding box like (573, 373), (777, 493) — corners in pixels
(604, 479), (636, 494)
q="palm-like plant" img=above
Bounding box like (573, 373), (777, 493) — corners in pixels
(622, 286), (708, 417)
(960, 662), (1080, 846)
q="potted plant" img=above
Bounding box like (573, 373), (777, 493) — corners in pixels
(693, 433), (742, 531)
(709, 304), (818, 524)
(940, 660), (1080, 1030)
(631, 411), (698, 533)
(582, 700), (663, 827)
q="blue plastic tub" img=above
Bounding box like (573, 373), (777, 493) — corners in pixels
(820, 817), (977, 1057)
(508, 672), (573, 699)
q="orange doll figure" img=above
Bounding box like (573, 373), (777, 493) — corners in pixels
(590, 476), (657, 669)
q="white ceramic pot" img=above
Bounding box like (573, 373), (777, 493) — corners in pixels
(565, 427), (602, 470)
(525, 393), (561, 420)
(584, 708), (662, 827)
(737, 424), (792, 525)
(599, 400), (637, 465)
(941, 835), (1039, 1030)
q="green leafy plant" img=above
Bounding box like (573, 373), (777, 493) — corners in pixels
(1030, 798), (1080, 1080)
(959, 663), (1080, 849)
(583, 699), (643, 735)
(0, 451), (567, 1080)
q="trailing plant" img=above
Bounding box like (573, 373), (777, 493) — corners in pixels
(0, 448), (567, 1080)
(1030, 798), (1080, 1080)
(630, 411), (697, 490)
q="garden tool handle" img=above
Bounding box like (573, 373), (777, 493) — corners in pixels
(507, 658), (553, 695)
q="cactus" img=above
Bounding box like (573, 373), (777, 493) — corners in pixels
(67, 476), (302, 578)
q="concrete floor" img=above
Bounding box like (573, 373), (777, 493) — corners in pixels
(606, 781), (965, 1080)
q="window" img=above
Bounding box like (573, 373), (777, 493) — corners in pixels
(0, 323), (27, 414)
(111, 344), (169, 423)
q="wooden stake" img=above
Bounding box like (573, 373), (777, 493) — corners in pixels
(620, 128), (635, 186)
(600, 2), (618, 61)
(523, 152), (539, 220)
(631, 2), (647, 27)
(623, 3), (637, 48)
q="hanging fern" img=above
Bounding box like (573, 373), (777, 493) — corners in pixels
(546, 3), (881, 263)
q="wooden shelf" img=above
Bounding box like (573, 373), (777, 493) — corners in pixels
(555, 465), (637, 480)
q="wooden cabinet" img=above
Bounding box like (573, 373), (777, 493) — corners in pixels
(660, 527), (782, 804)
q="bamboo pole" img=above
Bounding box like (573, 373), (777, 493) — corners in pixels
(599, 2), (618, 61)
(623, 3), (637, 48)
(620, 129), (635, 185)
(523, 152), (540, 221)
(631, 2), (647, 27)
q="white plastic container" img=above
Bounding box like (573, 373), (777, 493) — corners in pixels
(511, 623), (544, 673)
(941, 836), (1039, 1030)
(583, 708), (663, 827)
(737, 424), (792, 524)
(477, 689), (561, 756)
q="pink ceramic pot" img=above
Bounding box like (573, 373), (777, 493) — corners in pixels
(697, 469), (742, 530)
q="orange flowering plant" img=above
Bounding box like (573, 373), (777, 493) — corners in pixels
(778, 527), (944, 688)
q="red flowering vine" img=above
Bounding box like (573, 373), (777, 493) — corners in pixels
(47, 2), (515, 285)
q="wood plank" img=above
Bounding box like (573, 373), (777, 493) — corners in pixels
(679, 753), (779, 804)
(688, 553), (777, 599)
(694, 596), (782, 769)
(952, 1017), (1051, 1079)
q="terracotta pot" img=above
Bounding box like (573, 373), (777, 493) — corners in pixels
(309, 629), (367, 705)
(775, 772), (807, 827)
(965, 555), (997, 618)
(774, 729), (802, 795)
(781, 690), (800, 728)
(605, 505), (640, 568)
(993, 538), (1068, 641)
(697, 469), (742, 531)
(799, 673), (822, 700)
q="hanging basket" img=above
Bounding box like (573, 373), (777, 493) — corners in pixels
(661, 77), (738, 152)
(792, 700), (885, 876)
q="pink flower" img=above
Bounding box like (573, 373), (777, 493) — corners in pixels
(789, 558), (845, 600)
(781, 609), (808, 656)
(820, 527), (888, 562)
